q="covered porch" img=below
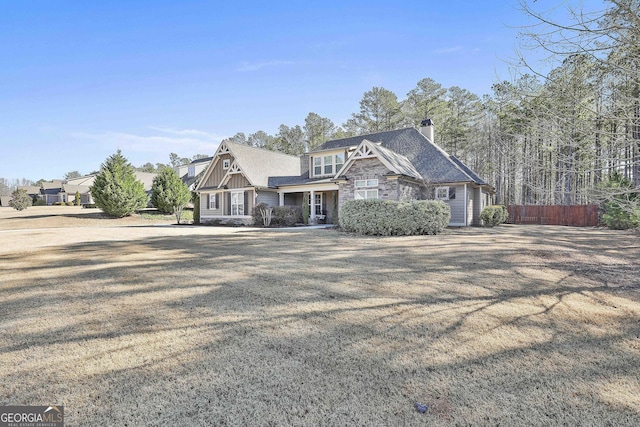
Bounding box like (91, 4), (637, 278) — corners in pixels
(277, 182), (339, 225)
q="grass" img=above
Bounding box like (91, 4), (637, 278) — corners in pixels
(1, 209), (639, 425)
(136, 208), (194, 223)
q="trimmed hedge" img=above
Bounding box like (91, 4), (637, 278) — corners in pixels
(339, 199), (450, 236)
(253, 203), (303, 227)
(480, 205), (508, 227)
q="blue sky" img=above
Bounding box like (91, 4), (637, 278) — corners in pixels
(0, 0), (606, 181)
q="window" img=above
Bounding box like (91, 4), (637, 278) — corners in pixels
(314, 157), (322, 176)
(312, 152), (345, 176)
(188, 165), (195, 178)
(314, 193), (322, 216)
(231, 191), (244, 215)
(355, 179), (378, 188)
(355, 189), (378, 199)
(436, 186), (455, 200)
(208, 194), (217, 210)
(354, 178), (378, 199)
(335, 153), (344, 172)
(223, 159), (231, 170)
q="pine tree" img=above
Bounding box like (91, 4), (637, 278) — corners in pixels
(151, 167), (191, 223)
(9, 188), (31, 211)
(90, 150), (149, 217)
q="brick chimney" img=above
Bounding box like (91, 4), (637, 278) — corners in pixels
(419, 118), (434, 143)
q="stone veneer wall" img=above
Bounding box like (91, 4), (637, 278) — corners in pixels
(338, 157), (426, 210)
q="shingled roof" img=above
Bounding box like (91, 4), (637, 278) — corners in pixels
(210, 142), (301, 188)
(319, 127), (487, 185)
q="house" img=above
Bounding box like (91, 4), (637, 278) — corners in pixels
(17, 186), (44, 202)
(197, 143), (301, 222)
(64, 172), (157, 205)
(196, 121), (494, 226)
(174, 157), (213, 190)
(40, 180), (65, 205)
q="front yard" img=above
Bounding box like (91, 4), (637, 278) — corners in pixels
(1, 207), (639, 425)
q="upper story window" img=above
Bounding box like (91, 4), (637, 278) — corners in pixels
(188, 165), (195, 178)
(223, 159), (231, 170)
(313, 153), (345, 177)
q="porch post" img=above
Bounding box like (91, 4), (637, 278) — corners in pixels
(310, 190), (316, 223)
(278, 191), (284, 206)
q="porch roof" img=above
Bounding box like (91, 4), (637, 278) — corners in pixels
(268, 172), (333, 188)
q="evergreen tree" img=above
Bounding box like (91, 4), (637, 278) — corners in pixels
(151, 167), (191, 223)
(9, 188), (31, 211)
(90, 150), (149, 217)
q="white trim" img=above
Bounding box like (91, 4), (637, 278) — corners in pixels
(435, 186), (450, 201)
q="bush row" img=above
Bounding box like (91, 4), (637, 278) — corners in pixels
(252, 203), (303, 227)
(52, 201), (78, 206)
(480, 205), (508, 227)
(339, 199), (450, 236)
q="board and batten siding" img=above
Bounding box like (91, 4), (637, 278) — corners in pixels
(202, 154), (232, 188)
(201, 190), (254, 217)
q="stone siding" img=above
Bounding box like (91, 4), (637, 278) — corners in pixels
(338, 157), (426, 210)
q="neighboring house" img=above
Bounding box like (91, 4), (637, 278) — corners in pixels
(65, 172), (157, 205)
(0, 195), (12, 207)
(61, 184), (93, 205)
(196, 122), (494, 226)
(174, 157), (213, 190)
(40, 180), (64, 205)
(17, 186), (43, 201)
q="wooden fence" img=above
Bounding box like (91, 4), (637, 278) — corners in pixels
(506, 204), (600, 227)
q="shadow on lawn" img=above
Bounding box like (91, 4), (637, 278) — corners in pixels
(1, 226), (639, 425)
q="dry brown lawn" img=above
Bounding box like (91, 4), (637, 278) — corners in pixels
(1, 206), (639, 426)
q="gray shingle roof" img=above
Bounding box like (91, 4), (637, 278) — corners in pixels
(368, 141), (423, 181)
(319, 127), (487, 185)
(222, 142), (301, 188)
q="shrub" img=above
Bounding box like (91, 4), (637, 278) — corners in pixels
(151, 168), (191, 220)
(273, 205), (302, 227)
(74, 191), (81, 206)
(9, 189), (32, 211)
(33, 199), (47, 206)
(91, 150), (149, 217)
(193, 192), (200, 225)
(302, 193), (310, 225)
(597, 173), (639, 230)
(602, 200), (640, 230)
(82, 204), (97, 209)
(66, 201), (75, 206)
(480, 205), (509, 227)
(339, 199), (450, 236)
(252, 202), (269, 226)
(253, 203), (302, 227)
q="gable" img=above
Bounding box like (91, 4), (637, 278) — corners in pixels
(335, 139), (422, 182)
(197, 141), (301, 191)
(320, 127), (489, 186)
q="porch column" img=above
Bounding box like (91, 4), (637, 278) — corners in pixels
(310, 190), (316, 223)
(278, 191), (284, 206)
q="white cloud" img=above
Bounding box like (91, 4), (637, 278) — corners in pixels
(237, 60), (294, 72)
(70, 127), (222, 164)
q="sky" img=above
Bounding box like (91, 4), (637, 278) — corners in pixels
(0, 0), (607, 181)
